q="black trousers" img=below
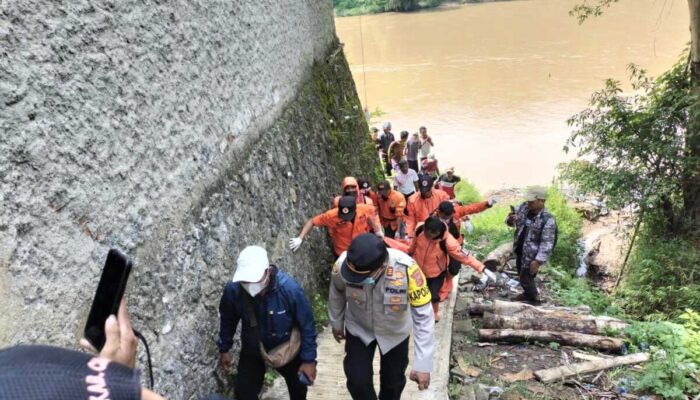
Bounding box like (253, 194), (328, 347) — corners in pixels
(516, 256), (539, 301)
(427, 271), (446, 304)
(344, 331), (409, 400)
(384, 224), (397, 238)
(383, 153), (392, 175)
(407, 159), (419, 173)
(235, 349), (307, 400)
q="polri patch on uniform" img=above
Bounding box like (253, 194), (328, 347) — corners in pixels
(395, 271), (405, 279)
(392, 279), (403, 287)
(386, 267), (394, 277)
(391, 305), (401, 311)
(389, 296), (402, 304)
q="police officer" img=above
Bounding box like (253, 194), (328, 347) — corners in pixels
(328, 234), (435, 399)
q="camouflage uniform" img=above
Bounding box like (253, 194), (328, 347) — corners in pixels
(507, 202), (557, 301)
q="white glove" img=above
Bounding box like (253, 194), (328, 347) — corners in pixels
(465, 220), (474, 234)
(487, 196), (499, 207)
(289, 237), (303, 252)
(479, 269), (498, 285)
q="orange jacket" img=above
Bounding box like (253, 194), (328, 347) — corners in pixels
(368, 189), (406, 230)
(405, 189), (450, 238)
(434, 200), (490, 244)
(454, 201), (489, 220)
(332, 177), (374, 207)
(408, 230), (485, 278)
(312, 204), (377, 256)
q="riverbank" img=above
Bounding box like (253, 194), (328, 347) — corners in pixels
(334, 0), (515, 17)
(449, 183), (700, 399)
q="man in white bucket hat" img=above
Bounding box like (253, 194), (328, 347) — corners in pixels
(217, 246), (318, 400)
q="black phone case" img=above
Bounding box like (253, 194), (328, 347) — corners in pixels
(84, 249), (132, 351)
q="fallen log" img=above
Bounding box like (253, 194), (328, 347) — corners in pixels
(478, 329), (623, 352)
(478, 303), (627, 332)
(483, 242), (513, 271)
(469, 300), (593, 317)
(534, 353), (649, 383)
(483, 312), (599, 334)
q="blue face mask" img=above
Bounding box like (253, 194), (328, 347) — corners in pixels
(359, 277), (376, 286)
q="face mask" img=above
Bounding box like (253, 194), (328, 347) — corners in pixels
(242, 277), (267, 297)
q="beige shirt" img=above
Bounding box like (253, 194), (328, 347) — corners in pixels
(328, 248), (436, 372)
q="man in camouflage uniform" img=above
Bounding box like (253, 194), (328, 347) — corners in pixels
(328, 234), (435, 399)
(506, 186), (557, 305)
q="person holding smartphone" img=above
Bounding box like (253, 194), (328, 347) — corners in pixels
(217, 246), (318, 400)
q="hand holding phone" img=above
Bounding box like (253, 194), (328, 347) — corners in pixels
(81, 298), (138, 369)
(84, 249), (132, 351)
(299, 371), (312, 386)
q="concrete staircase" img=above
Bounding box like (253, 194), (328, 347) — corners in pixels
(262, 274), (457, 400)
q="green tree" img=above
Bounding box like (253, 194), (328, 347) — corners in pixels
(563, 60), (693, 232)
(571, 1), (700, 225)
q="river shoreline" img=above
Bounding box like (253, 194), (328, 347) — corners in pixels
(334, 0), (517, 18)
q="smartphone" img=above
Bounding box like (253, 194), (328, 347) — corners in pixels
(299, 371), (312, 386)
(84, 249), (133, 351)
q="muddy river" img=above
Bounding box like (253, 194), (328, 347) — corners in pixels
(335, 0), (689, 191)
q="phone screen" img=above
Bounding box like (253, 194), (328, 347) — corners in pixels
(84, 249), (132, 351)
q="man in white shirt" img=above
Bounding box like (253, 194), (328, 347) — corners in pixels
(418, 127), (434, 169)
(393, 160), (419, 203)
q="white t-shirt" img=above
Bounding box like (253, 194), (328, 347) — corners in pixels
(419, 139), (432, 158)
(394, 169), (419, 195)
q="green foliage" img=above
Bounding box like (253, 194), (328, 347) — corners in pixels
(678, 309), (700, 363)
(562, 58), (694, 231)
(569, 0), (619, 24)
(624, 320), (699, 399)
(544, 186), (582, 268)
(334, 0), (438, 16)
(618, 222), (700, 319)
(263, 370), (280, 387)
(547, 266), (623, 316)
(311, 293), (330, 332)
(307, 49), (381, 182)
(548, 342), (561, 350)
(464, 205), (512, 259)
(454, 180), (481, 205)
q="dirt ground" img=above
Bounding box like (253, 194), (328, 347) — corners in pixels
(448, 273), (649, 400)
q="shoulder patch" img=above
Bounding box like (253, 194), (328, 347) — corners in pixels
(407, 263), (431, 307)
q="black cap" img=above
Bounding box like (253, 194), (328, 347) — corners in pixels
(0, 345), (141, 400)
(358, 178), (370, 190)
(438, 201), (455, 216)
(338, 196), (357, 221)
(418, 176), (433, 192)
(377, 180), (391, 193)
(341, 234), (388, 284)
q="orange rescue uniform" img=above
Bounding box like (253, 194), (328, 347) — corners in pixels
(368, 189), (406, 231)
(408, 231), (484, 280)
(311, 203), (376, 256)
(405, 189), (450, 238)
(435, 200), (490, 299)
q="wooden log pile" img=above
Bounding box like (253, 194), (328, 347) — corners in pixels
(472, 300), (647, 381)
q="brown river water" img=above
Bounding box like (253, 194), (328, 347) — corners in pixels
(335, 0), (689, 191)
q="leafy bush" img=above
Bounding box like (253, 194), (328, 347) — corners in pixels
(334, 0), (443, 15)
(454, 180), (481, 205)
(311, 293), (330, 331)
(562, 57), (694, 233)
(543, 186), (583, 268)
(547, 266), (623, 316)
(618, 220), (700, 319)
(624, 319), (699, 399)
